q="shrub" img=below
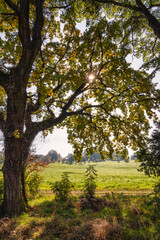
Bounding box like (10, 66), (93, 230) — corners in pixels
(83, 165), (97, 199)
(26, 172), (43, 199)
(50, 172), (74, 201)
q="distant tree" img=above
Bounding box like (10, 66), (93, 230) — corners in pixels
(82, 151), (102, 163)
(124, 159), (129, 164)
(57, 154), (63, 163)
(47, 150), (59, 162)
(81, 156), (87, 164)
(112, 152), (123, 161)
(137, 122), (160, 176)
(90, 152), (101, 162)
(63, 154), (75, 165)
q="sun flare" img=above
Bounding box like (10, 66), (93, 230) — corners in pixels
(88, 73), (95, 83)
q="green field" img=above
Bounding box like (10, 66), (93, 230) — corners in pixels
(1, 161), (160, 240)
(39, 161), (157, 192)
(0, 161), (157, 192)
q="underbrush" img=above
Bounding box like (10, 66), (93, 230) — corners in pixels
(0, 191), (160, 240)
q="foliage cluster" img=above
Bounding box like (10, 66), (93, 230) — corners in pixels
(24, 154), (49, 199)
(26, 172), (43, 199)
(83, 165), (97, 199)
(50, 172), (74, 201)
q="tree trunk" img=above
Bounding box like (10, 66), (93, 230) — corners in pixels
(2, 162), (24, 216)
(2, 132), (28, 216)
(2, 69), (28, 216)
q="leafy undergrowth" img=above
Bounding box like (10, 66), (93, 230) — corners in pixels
(0, 192), (160, 240)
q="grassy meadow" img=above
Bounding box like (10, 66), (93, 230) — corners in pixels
(40, 161), (157, 192)
(0, 161), (160, 240)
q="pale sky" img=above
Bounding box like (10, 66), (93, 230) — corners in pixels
(34, 128), (73, 158)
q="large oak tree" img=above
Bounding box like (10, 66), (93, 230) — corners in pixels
(0, 0), (159, 216)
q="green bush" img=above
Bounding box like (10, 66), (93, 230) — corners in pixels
(26, 172), (43, 199)
(50, 172), (74, 201)
(83, 165), (97, 199)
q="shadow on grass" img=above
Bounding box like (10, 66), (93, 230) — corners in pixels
(0, 193), (160, 240)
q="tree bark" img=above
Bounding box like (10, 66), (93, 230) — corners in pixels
(2, 160), (25, 216)
(21, 167), (29, 208)
(2, 69), (28, 216)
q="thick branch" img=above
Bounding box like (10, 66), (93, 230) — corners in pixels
(136, 0), (160, 39)
(67, 103), (105, 116)
(32, 0), (44, 51)
(62, 83), (86, 113)
(25, 111), (67, 137)
(17, 0), (44, 78)
(18, 0), (31, 50)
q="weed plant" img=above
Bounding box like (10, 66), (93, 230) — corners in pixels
(50, 172), (74, 201)
(83, 165), (97, 199)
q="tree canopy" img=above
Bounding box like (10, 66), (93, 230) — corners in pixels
(0, 0), (160, 215)
(84, 0), (160, 76)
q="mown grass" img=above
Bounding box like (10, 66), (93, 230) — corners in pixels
(39, 161), (157, 191)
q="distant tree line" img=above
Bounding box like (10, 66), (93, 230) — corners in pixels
(0, 149), (137, 165)
(0, 148), (136, 165)
(41, 150), (133, 165)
